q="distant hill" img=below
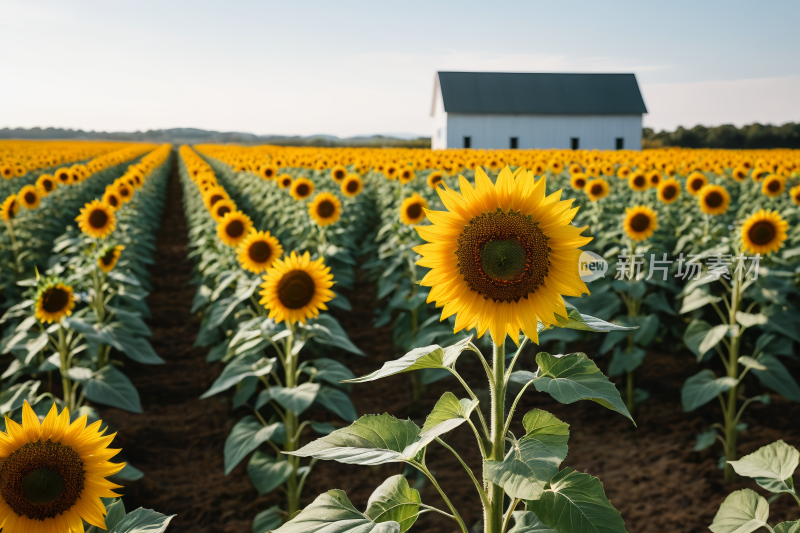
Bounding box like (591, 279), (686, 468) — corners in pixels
(0, 127), (432, 148)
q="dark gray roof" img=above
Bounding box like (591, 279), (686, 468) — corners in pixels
(436, 72), (647, 115)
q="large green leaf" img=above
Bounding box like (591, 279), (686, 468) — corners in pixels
(257, 383), (320, 416)
(527, 468), (627, 533)
(315, 386), (358, 422)
(709, 489), (769, 533)
(681, 370), (737, 412)
(248, 451), (294, 495)
(0, 380), (40, 415)
(304, 358), (355, 385)
(224, 416), (286, 475)
(343, 337), (476, 383)
(484, 409), (569, 500)
(253, 506), (282, 533)
(365, 475), (421, 533)
(680, 288), (722, 314)
(201, 354), (275, 399)
(109, 508), (176, 533)
(273, 489), (400, 533)
(552, 309), (636, 332)
(302, 314), (364, 355)
(607, 346), (646, 377)
(287, 414), (420, 465)
(403, 392), (478, 457)
(532, 353), (633, 423)
(508, 511), (556, 533)
(774, 521), (800, 533)
(84, 366), (142, 413)
(728, 440), (799, 494)
(753, 354), (800, 402)
(683, 320), (725, 361)
(86, 499), (126, 533)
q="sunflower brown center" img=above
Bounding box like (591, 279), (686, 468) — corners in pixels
(248, 241), (272, 264)
(405, 203), (423, 220)
(691, 178), (704, 191)
(767, 180), (780, 192)
(108, 195), (119, 207)
(88, 209), (108, 229)
(42, 287), (69, 313)
(282, 178), (292, 187)
(346, 180), (359, 193)
(43, 179), (54, 191)
(119, 187), (130, 197)
(317, 200), (335, 218)
(58, 172), (69, 182)
(630, 213), (651, 232)
(590, 184), (603, 195)
(633, 176), (646, 188)
(209, 194), (223, 206)
(100, 250), (116, 266)
(456, 210), (550, 303)
(24, 192), (37, 204)
(277, 270), (316, 309)
(705, 191), (723, 208)
(748, 221), (776, 245)
(662, 185), (677, 199)
(226, 220), (245, 238)
(216, 205), (231, 218)
(296, 184), (310, 197)
(575, 178), (586, 188)
(0, 440), (85, 520)
(334, 170), (344, 180)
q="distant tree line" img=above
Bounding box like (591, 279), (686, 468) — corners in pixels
(643, 123), (800, 149)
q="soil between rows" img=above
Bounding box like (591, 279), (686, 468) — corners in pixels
(99, 164), (800, 533)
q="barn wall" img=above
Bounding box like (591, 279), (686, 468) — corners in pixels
(432, 87), (448, 150)
(442, 114), (643, 150)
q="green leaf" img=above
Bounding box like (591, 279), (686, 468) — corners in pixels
(260, 383), (321, 416)
(112, 463), (145, 482)
(753, 354), (800, 402)
(607, 346), (646, 377)
(774, 521), (800, 533)
(287, 414), (420, 465)
(693, 429), (717, 451)
(0, 380), (40, 415)
(527, 468), (627, 533)
(315, 386), (358, 422)
(508, 511), (556, 533)
(683, 320), (727, 361)
(552, 309), (636, 332)
(738, 356), (767, 371)
(86, 499), (126, 533)
(343, 336), (476, 383)
(642, 291), (676, 315)
(681, 370), (737, 412)
(201, 354), (275, 399)
(303, 314), (364, 356)
(84, 366), (142, 413)
(625, 315), (659, 346)
(680, 288), (722, 314)
(224, 416), (286, 475)
(273, 489), (401, 533)
(248, 451), (294, 495)
(728, 440), (799, 494)
(304, 358), (355, 385)
(735, 312), (768, 328)
(402, 392), (478, 457)
(109, 507), (176, 533)
(484, 410), (570, 500)
(533, 353), (634, 423)
(365, 475), (421, 533)
(709, 489), (769, 533)
(253, 506), (283, 533)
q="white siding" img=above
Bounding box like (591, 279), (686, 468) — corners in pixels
(443, 113), (643, 151)
(431, 84), (448, 150)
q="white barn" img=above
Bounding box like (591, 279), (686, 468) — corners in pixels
(431, 72), (648, 151)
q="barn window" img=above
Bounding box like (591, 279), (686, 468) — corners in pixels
(463, 136), (471, 149)
(616, 138), (624, 150)
(571, 138), (579, 150)
(510, 137), (518, 149)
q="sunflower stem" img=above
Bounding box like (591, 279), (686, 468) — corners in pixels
(57, 326), (74, 411)
(484, 339), (506, 533)
(283, 322), (301, 519)
(724, 260), (743, 483)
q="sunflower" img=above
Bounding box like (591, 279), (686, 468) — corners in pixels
(657, 178), (681, 204)
(623, 205), (658, 241)
(741, 209), (788, 255)
(97, 245), (125, 273)
(0, 165), (13, 179)
(102, 189), (121, 210)
(202, 187), (229, 211)
(751, 169), (768, 182)
(36, 174), (57, 196)
(686, 172), (708, 195)
(115, 182), (133, 204)
(259, 251), (335, 324)
(0, 402), (124, 533)
(34, 279), (76, 323)
(570, 173), (588, 190)
(210, 198), (236, 222)
(414, 166), (592, 344)
(237, 230), (283, 273)
(398, 168), (415, 184)
(629, 171), (648, 191)
(399, 194), (428, 225)
(616, 166), (631, 180)
(55, 168), (71, 185)
(19, 185), (40, 209)
(217, 210), (253, 248)
(698, 184), (730, 216)
(1, 195), (20, 222)
(731, 167), (748, 182)
(790, 184), (800, 206)
(761, 175), (784, 197)
(585, 178), (610, 201)
(76, 200), (116, 239)
(260, 165), (278, 180)
(290, 177), (314, 200)
(384, 165), (398, 181)
(647, 169), (662, 188)
(277, 174), (293, 189)
(331, 165), (347, 184)
(308, 193), (342, 227)
(341, 174), (363, 198)
(427, 171), (444, 189)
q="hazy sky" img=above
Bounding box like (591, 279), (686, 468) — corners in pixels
(2, 0), (798, 137)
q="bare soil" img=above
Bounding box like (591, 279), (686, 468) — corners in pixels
(99, 164), (800, 533)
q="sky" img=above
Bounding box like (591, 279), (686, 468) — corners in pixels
(1, 0), (799, 138)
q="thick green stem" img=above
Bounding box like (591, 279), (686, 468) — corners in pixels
(724, 269), (742, 482)
(283, 324), (301, 518)
(485, 340), (506, 533)
(94, 269), (109, 368)
(57, 327), (74, 411)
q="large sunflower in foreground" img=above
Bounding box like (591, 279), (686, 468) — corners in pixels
(657, 178), (681, 204)
(0, 402), (124, 533)
(237, 230), (283, 273)
(623, 205), (658, 241)
(259, 251), (335, 324)
(76, 200), (116, 239)
(34, 279), (76, 323)
(741, 209), (788, 255)
(698, 184), (730, 215)
(414, 166), (591, 344)
(217, 210), (253, 248)
(98, 245), (125, 273)
(308, 193), (342, 227)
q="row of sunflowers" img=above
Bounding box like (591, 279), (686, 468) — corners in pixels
(185, 143), (800, 533)
(0, 143), (176, 533)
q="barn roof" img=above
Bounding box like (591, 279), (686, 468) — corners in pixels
(434, 72), (648, 115)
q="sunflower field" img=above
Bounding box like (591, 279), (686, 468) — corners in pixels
(1, 141), (799, 533)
